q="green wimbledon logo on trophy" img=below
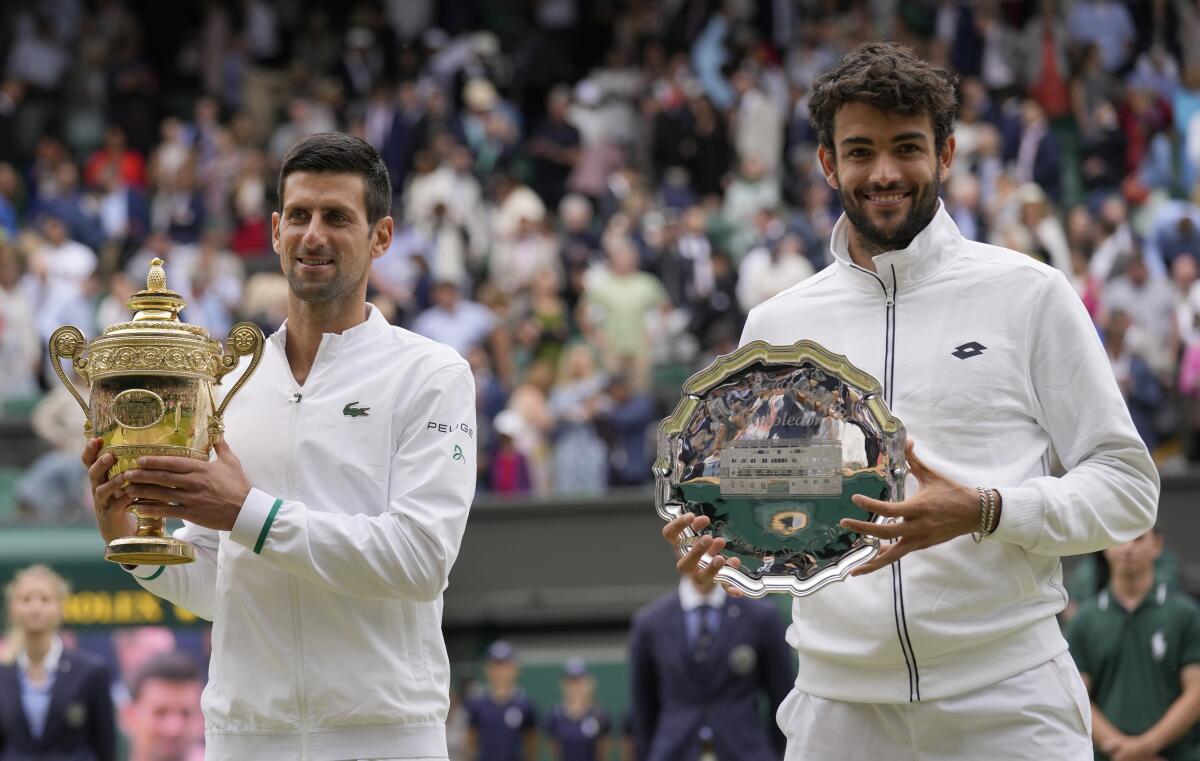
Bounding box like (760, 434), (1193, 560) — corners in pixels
(48, 258), (264, 565)
(656, 340), (908, 597)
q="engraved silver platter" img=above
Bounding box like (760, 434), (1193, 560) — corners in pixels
(655, 340), (908, 597)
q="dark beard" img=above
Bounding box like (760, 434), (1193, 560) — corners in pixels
(839, 174), (941, 257)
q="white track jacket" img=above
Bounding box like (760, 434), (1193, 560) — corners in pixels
(127, 305), (476, 760)
(740, 203), (1159, 703)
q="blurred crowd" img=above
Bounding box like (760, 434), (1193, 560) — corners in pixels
(3, 0), (1200, 521)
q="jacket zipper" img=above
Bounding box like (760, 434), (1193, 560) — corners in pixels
(853, 262), (921, 702)
(288, 334), (327, 759)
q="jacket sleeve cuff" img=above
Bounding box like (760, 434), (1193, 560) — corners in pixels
(990, 486), (1045, 548)
(124, 564), (166, 582)
(231, 487), (283, 554)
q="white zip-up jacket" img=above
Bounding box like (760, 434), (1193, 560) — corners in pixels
(740, 203), (1159, 703)
(126, 305), (477, 760)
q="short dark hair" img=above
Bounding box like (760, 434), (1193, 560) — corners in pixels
(130, 651), (200, 701)
(808, 42), (959, 155)
(278, 133), (392, 225)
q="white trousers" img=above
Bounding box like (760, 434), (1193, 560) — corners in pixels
(778, 652), (1092, 761)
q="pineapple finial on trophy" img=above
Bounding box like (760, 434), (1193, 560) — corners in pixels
(127, 258), (185, 323)
(147, 257), (167, 291)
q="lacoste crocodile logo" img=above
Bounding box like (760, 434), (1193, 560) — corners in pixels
(343, 402), (370, 418)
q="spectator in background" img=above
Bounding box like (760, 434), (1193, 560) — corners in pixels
(1021, 0), (1072, 123)
(24, 213), (96, 365)
(1013, 183), (1071, 273)
(466, 641), (538, 761)
(489, 411), (532, 494)
(1105, 248), (1179, 378)
(1067, 528), (1200, 761)
(490, 215), (561, 299)
(15, 375), (88, 523)
(544, 658), (611, 761)
(173, 230), (245, 340)
(597, 373), (655, 488)
(731, 67), (784, 172)
(0, 163), (21, 241)
(1105, 309), (1165, 449)
(1078, 100), (1128, 199)
(92, 163), (150, 268)
(0, 240), (40, 406)
(737, 232), (815, 313)
(1067, 0), (1138, 74)
(149, 160), (205, 245)
(1150, 201), (1200, 270)
(549, 344), (609, 494)
(85, 125), (145, 190)
(581, 235), (668, 393)
(499, 361), (556, 495)
(722, 156), (782, 257)
(120, 651), (204, 761)
(412, 279), (496, 357)
(0, 564), (116, 761)
(1013, 99), (1060, 202)
(528, 86), (581, 210)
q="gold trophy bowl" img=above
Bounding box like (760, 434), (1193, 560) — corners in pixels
(48, 258), (264, 565)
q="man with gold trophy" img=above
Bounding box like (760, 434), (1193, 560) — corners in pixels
(658, 43), (1160, 761)
(69, 134), (476, 761)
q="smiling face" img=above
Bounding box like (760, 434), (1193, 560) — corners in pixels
(271, 171), (391, 314)
(818, 102), (954, 261)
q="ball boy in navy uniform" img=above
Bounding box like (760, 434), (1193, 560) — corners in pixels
(465, 641), (538, 761)
(544, 658), (611, 761)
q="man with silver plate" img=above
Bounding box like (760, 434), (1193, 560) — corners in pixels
(663, 42), (1159, 761)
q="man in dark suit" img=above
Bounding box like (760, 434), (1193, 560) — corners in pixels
(629, 576), (794, 761)
(0, 639), (116, 761)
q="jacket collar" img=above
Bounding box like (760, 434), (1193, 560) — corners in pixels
(15, 635), (63, 676)
(830, 200), (963, 295)
(269, 303), (391, 361)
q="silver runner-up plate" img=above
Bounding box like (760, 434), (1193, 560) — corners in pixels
(655, 340), (908, 597)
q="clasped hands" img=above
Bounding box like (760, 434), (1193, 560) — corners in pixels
(663, 440), (983, 595)
(82, 437), (252, 543)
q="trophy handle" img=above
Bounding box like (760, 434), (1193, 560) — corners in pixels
(48, 326), (94, 437)
(210, 322), (265, 444)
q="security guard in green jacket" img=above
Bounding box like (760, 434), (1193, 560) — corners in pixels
(1067, 529), (1200, 761)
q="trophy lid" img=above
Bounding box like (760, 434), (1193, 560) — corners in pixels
(99, 258), (209, 340)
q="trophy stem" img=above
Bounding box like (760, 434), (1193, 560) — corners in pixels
(134, 511), (166, 538)
(104, 501), (195, 566)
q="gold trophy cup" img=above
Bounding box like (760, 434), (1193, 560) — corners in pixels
(49, 258), (264, 565)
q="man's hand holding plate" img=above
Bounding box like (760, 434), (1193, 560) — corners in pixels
(840, 440), (981, 576)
